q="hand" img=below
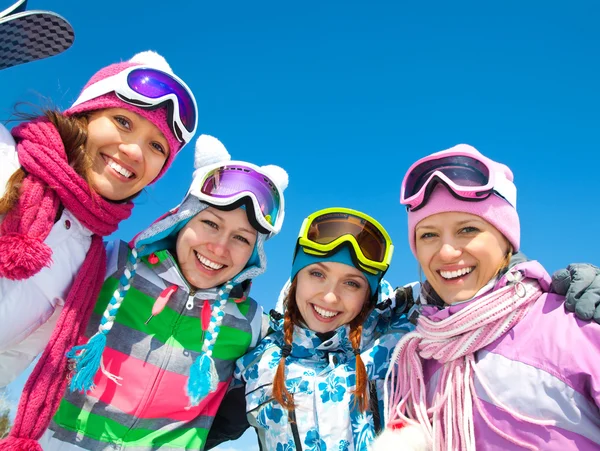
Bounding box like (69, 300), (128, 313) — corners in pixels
(392, 286), (414, 315)
(551, 264), (600, 323)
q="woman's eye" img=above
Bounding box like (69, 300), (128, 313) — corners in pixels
(234, 235), (251, 245)
(309, 270), (324, 279)
(202, 220), (218, 229)
(460, 226), (480, 234)
(346, 280), (361, 289)
(151, 142), (167, 156)
(114, 116), (131, 129)
(419, 232), (436, 240)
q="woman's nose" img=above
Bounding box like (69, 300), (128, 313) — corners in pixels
(439, 242), (462, 261)
(118, 141), (143, 163)
(323, 290), (338, 303)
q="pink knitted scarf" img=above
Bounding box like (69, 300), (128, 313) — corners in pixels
(384, 263), (550, 451)
(0, 119), (132, 451)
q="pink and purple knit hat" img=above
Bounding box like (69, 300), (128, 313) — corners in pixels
(405, 144), (520, 255)
(65, 51), (191, 181)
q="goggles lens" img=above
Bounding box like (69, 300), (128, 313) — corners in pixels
(126, 68), (197, 135)
(306, 212), (387, 263)
(404, 155), (490, 199)
(200, 165), (281, 226)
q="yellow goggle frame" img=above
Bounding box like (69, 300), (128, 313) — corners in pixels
(297, 207), (394, 275)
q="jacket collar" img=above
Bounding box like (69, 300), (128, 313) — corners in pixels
(269, 294), (397, 359)
(139, 248), (248, 300)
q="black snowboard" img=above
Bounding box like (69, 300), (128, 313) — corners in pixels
(0, 0), (74, 70)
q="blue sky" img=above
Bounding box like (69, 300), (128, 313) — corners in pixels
(2, 0), (599, 449)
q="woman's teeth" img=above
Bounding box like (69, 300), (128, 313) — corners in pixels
(313, 305), (340, 318)
(196, 253), (224, 270)
(108, 159), (133, 178)
(440, 267), (474, 280)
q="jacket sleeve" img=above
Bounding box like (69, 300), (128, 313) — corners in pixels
(204, 384), (252, 450)
(0, 123), (19, 201)
(247, 299), (266, 349)
(0, 239), (126, 387)
(0, 304), (63, 387)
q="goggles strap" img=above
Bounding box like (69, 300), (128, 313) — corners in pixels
(205, 197), (271, 235)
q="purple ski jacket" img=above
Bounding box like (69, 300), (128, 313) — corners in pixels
(421, 263), (600, 450)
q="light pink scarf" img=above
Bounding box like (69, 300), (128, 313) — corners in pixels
(384, 262), (552, 451)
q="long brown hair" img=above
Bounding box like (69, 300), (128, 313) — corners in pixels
(272, 277), (374, 412)
(0, 110), (90, 215)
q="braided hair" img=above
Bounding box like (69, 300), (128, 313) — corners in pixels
(272, 278), (375, 412)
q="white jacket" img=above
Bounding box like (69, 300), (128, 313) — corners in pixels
(0, 124), (93, 387)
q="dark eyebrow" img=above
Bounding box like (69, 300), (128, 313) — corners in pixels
(204, 209), (223, 221)
(205, 209), (256, 235)
(417, 217), (486, 230)
(312, 262), (368, 282)
(456, 218), (486, 226)
(415, 223), (435, 230)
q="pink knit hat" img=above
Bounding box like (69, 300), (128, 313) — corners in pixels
(406, 145), (520, 255)
(65, 51), (192, 181)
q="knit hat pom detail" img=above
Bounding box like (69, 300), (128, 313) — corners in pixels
(261, 164), (289, 191)
(0, 436), (44, 451)
(371, 423), (431, 451)
(194, 134), (231, 169)
(129, 50), (173, 74)
(0, 233), (52, 280)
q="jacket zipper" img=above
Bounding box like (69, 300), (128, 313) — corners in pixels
(126, 254), (198, 436)
(288, 406), (303, 451)
(369, 380), (382, 434)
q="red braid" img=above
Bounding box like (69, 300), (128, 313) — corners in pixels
(272, 279), (299, 410)
(349, 300), (373, 412)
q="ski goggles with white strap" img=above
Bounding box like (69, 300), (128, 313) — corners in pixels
(71, 66), (198, 144)
(401, 150), (516, 212)
(190, 162), (284, 236)
(297, 208), (393, 275)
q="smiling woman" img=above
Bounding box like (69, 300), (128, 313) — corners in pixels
(30, 134), (289, 451)
(0, 50), (198, 449)
(86, 108), (171, 201)
(176, 207), (258, 289)
(415, 212), (511, 304)
(228, 207), (414, 451)
(295, 260), (370, 333)
(377, 144), (600, 451)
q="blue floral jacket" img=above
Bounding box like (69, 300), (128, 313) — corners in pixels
(233, 281), (413, 451)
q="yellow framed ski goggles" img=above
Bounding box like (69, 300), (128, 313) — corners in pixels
(297, 207), (394, 275)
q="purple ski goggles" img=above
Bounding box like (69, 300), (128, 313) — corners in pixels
(198, 164), (283, 235)
(71, 67), (198, 144)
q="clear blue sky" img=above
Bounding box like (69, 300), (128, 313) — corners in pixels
(2, 0), (599, 449)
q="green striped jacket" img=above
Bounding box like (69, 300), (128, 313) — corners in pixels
(42, 240), (264, 451)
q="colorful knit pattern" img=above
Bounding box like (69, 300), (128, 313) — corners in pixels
(48, 241), (263, 450)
